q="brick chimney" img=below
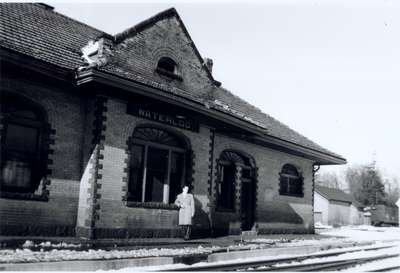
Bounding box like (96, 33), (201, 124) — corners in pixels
(204, 58), (213, 74)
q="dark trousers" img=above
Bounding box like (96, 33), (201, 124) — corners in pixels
(181, 225), (192, 240)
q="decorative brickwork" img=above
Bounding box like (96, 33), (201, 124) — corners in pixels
(76, 96), (108, 238)
(206, 128), (215, 234)
(253, 167), (259, 223)
(0, 114), (3, 142)
(212, 159), (220, 211)
(207, 129), (215, 201)
(38, 124), (56, 200)
(188, 150), (195, 190)
(121, 146), (130, 202)
(90, 97), (107, 232)
(234, 165), (242, 217)
(311, 164), (320, 233)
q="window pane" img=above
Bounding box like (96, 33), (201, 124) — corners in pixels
(128, 145), (144, 201)
(280, 177), (289, 195)
(157, 57), (176, 73)
(147, 147), (168, 172)
(1, 159), (31, 189)
(145, 147), (168, 202)
(219, 164), (236, 210)
(169, 152), (184, 203)
(242, 168), (251, 179)
(5, 123), (38, 154)
(1, 123), (39, 192)
(289, 178), (302, 195)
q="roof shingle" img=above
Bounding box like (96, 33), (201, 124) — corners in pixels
(316, 185), (354, 204)
(0, 3), (105, 69)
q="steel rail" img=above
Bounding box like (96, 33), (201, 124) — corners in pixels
(368, 265), (400, 272)
(163, 244), (396, 271)
(256, 254), (400, 272)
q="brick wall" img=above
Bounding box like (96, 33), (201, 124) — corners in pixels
(0, 76), (85, 236)
(90, 97), (212, 238)
(212, 133), (315, 234)
(84, 96), (316, 237)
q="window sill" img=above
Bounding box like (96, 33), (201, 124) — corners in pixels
(126, 201), (179, 210)
(0, 191), (49, 202)
(279, 193), (304, 198)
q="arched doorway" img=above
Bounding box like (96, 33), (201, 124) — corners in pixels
(127, 126), (190, 204)
(217, 150), (256, 231)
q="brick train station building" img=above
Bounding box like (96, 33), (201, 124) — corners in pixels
(0, 3), (346, 238)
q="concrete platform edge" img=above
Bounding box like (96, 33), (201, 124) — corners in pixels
(0, 257), (174, 271)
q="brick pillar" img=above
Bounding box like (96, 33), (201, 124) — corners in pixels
(76, 96), (107, 239)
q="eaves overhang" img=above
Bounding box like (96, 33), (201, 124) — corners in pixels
(76, 68), (347, 166)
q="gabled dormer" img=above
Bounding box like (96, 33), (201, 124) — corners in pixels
(82, 8), (220, 98)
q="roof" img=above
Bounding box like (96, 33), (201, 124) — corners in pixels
(0, 3), (346, 164)
(0, 3), (106, 69)
(315, 185), (354, 204)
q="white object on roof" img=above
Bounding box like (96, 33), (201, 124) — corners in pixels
(81, 40), (100, 65)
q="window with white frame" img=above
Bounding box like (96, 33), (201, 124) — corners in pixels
(279, 164), (303, 197)
(127, 127), (187, 204)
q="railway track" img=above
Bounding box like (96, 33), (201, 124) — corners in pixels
(163, 244), (397, 271)
(369, 265), (400, 272)
(255, 253), (399, 271)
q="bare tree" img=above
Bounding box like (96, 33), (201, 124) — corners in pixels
(315, 172), (341, 189)
(345, 163), (387, 206)
(384, 176), (400, 206)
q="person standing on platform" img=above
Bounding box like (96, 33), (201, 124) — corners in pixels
(175, 185), (195, 240)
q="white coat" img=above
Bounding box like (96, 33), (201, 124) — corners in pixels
(175, 193), (195, 225)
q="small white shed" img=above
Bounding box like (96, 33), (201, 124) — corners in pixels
(314, 185), (364, 226)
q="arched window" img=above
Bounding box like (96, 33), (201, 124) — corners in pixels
(216, 150), (254, 211)
(155, 57), (182, 80)
(279, 164), (304, 197)
(157, 57), (177, 73)
(1, 94), (47, 194)
(128, 127), (188, 204)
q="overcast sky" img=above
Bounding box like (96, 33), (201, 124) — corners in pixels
(46, 0), (399, 182)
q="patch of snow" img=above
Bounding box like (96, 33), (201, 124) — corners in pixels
(22, 240), (34, 248)
(314, 221), (333, 229)
(21, 240), (81, 249)
(318, 226), (400, 242)
(0, 245), (221, 264)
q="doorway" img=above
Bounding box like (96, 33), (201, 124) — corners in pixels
(240, 166), (255, 231)
(216, 150), (256, 231)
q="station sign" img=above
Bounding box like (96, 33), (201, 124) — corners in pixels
(127, 103), (199, 132)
